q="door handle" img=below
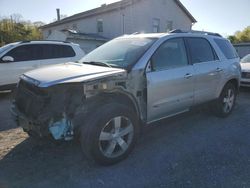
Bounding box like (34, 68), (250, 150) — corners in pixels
(215, 68), (223, 73)
(184, 73), (193, 79)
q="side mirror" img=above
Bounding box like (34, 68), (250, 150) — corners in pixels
(2, 56), (14, 62)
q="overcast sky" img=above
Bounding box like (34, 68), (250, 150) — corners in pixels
(0, 0), (249, 36)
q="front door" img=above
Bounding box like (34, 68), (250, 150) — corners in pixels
(146, 38), (195, 122)
(0, 45), (40, 86)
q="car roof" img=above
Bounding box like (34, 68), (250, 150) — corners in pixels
(7, 40), (79, 46)
(119, 30), (224, 40)
(118, 33), (169, 39)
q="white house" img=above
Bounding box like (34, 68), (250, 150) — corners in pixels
(40, 0), (196, 53)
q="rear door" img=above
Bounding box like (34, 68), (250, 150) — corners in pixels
(146, 38), (195, 122)
(185, 37), (223, 104)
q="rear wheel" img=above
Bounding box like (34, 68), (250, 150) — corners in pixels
(213, 83), (236, 117)
(80, 103), (139, 165)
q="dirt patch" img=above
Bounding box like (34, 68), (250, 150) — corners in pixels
(0, 128), (28, 160)
(0, 90), (250, 188)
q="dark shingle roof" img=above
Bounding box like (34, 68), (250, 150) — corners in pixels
(41, 0), (196, 29)
(62, 29), (109, 41)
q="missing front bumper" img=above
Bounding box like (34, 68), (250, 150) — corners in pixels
(10, 104), (74, 141)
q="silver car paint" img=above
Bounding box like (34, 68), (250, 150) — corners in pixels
(132, 34), (240, 123)
(19, 33), (241, 125)
(23, 62), (127, 87)
(146, 65), (195, 122)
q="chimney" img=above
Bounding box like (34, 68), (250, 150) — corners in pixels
(56, 8), (60, 21)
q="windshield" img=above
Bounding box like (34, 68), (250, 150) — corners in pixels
(79, 37), (156, 68)
(0, 44), (14, 54)
(241, 54), (250, 63)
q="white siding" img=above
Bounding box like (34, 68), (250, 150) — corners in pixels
(146, 0), (193, 32)
(42, 0), (193, 39)
(67, 38), (104, 54)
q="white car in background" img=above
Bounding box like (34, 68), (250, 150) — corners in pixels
(0, 41), (85, 91)
(240, 54), (250, 87)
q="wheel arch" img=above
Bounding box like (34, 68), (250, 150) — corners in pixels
(95, 91), (140, 117)
(73, 91), (142, 133)
(225, 78), (239, 93)
(218, 78), (239, 98)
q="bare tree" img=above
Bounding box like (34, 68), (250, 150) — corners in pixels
(10, 13), (23, 23)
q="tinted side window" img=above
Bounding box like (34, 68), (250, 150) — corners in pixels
(214, 39), (238, 59)
(5, 45), (42, 62)
(60, 45), (76, 57)
(43, 44), (76, 59)
(187, 38), (217, 64)
(42, 44), (58, 59)
(151, 38), (188, 71)
(5, 44), (76, 62)
(41, 44), (76, 59)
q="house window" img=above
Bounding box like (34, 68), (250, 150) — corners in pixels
(72, 23), (78, 30)
(97, 19), (103, 33)
(166, 21), (173, 32)
(153, 18), (160, 33)
(48, 30), (52, 36)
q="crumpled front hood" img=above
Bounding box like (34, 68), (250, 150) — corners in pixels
(23, 62), (127, 87)
(240, 63), (250, 72)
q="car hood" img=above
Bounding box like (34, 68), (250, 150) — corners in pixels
(240, 63), (250, 72)
(23, 62), (127, 87)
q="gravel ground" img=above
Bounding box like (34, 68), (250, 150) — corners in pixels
(0, 88), (250, 188)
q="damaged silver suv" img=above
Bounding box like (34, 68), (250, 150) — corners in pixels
(12, 30), (241, 165)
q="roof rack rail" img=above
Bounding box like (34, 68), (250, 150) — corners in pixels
(20, 40), (72, 44)
(169, 29), (222, 37)
(131, 32), (140, 35)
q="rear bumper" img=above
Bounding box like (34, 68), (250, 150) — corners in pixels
(0, 84), (17, 91)
(240, 78), (250, 87)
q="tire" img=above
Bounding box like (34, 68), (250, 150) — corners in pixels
(80, 103), (139, 165)
(213, 83), (236, 118)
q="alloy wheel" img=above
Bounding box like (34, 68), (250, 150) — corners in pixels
(98, 116), (134, 158)
(222, 88), (235, 113)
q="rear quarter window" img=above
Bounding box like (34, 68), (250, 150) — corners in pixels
(214, 39), (238, 59)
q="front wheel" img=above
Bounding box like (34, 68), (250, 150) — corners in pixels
(213, 83), (236, 117)
(80, 103), (139, 165)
